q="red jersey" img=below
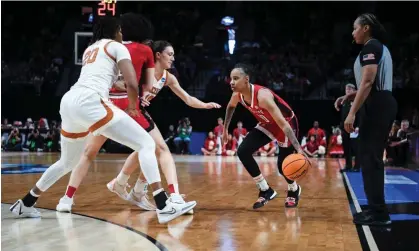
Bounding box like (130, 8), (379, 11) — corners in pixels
(239, 84), (298, 147)
(109, 41), (154, 96)
(303, 141), (319, 153)
(233, 127), (247, 140)
(214, 125), (224, 137)
(307, 128), (326, 144)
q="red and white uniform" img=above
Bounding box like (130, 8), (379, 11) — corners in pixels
(239, 84), (298, 147)
(329, 135), (344, 156)
(108, 41), (157, 131)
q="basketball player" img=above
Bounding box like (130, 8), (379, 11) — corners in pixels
(336, 13), (396, 226)
(106, 40), (221, 206)
(10, 16), (196, 224)
(55, 40), (220, 213)
(56, 12), (161, 212)
(223, 64), (308, 209)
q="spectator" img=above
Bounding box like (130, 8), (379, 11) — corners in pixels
(307, 121), (326, 145)
(258, 141), (277, 157)
(44, 128), (59, 152)
(222, 134), (237, 156)
(328, 127), (344, 158)
(165, 125), (176, 153)
(6, 127), (22, 151)
(213, 117), (224, 155)
(390, 120), (412, 167)
(302, 135), (320, 158)
(25, 129), (44, 152)
(233, 121), (247, 146)
(385, 121), (401, 165)
(201, 131), (217, 155)
(174, 119), (191, 154)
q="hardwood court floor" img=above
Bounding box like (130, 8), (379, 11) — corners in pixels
(1, 152), (361, 251)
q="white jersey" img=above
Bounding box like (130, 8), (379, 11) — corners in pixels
(72, 39), (131, 99)
(143, 70), (168, 102)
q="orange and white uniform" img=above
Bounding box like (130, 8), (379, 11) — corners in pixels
(60, 39), (131, 138)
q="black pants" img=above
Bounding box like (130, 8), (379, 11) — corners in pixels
(358, 91), (397, 213)
(237, 129), (295, 184)
(341, 127), (359, 169)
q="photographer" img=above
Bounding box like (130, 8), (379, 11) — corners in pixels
(26, 128), (44, 152)
(6, 127), (22, 151)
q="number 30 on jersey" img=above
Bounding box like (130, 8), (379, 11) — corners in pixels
(82, 48), (99, 66)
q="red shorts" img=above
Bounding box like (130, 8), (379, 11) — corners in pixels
(255, 116), (299, 148)
(110, 97), (155, 132)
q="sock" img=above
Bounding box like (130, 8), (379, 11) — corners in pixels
(168, 184), (179, 194)
(134, 179), (148, 193)
(116, 172), (130, 186)
(22, 190), (40, 207)
(153, 188), (168, 210)
(288, 181), (298, 192)
(253, 174), (269, 191)
(65, 186), (77, 198)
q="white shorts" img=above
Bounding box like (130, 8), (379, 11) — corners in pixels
(59, 87), (123, 141)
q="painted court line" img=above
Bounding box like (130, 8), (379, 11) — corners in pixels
(343, 172), (379, 251)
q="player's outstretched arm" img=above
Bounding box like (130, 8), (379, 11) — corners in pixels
(258, 89), (304, 155)
(222, 93), (239, 144)
(167, 73), (221, 109)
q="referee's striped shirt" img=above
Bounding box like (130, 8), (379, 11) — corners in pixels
(354, 39), (393, 92)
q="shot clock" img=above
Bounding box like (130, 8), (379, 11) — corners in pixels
(97, 0), (117, 17)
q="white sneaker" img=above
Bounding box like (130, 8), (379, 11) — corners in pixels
(157, 194), (196, 224)
(180, 194), (194, 215)
(9, 199), (41, 218)
(107, 178), (130, 200)
(128, 189), (156, 211)
(56, 195), (74, 213)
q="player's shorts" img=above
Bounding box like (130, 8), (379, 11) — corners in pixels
(255, 116), (299, 148)
(59, 87), (125, 141)
(110, 96), (155, 132)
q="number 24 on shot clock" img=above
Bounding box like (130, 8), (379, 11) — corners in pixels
(97, 0), (117, 17)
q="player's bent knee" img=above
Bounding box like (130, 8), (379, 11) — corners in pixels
(155, 141), (170, 155)
(84, 144), (99, 161)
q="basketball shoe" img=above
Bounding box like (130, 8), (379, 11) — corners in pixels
(56, 195), (74, 212)
(107, 178), (130, 200)
(157, 193), (196, 224)
(285, 185), (301, 208)
(9, 199), (41, 218)
(253, 187), (277, 209)
(127, 188), (156, 211)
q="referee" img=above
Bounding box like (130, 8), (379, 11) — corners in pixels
(339, 83), (360, 172)
(335, 13), (397, 226)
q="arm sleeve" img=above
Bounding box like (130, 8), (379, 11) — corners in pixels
(360, 41), (382, 67)
(105, 42), (131, 63)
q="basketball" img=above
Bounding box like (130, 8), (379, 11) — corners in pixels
(282, 153), (310, 180)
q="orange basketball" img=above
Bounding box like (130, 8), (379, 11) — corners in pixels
(282, 153), (310, 180)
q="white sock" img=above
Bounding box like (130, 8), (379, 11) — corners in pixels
(134, 179), (148, 193)
(116, 172), (130, 185)
(152, 188), (164, 196)
(253, 174), (269, 191)
(288, 181), (298, 192)
(30, 190), (40, 197)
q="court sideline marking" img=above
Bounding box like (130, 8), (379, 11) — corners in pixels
(339, 160), (379, 251)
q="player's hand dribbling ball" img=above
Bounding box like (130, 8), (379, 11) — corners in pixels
(282, 153), (310, 180)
